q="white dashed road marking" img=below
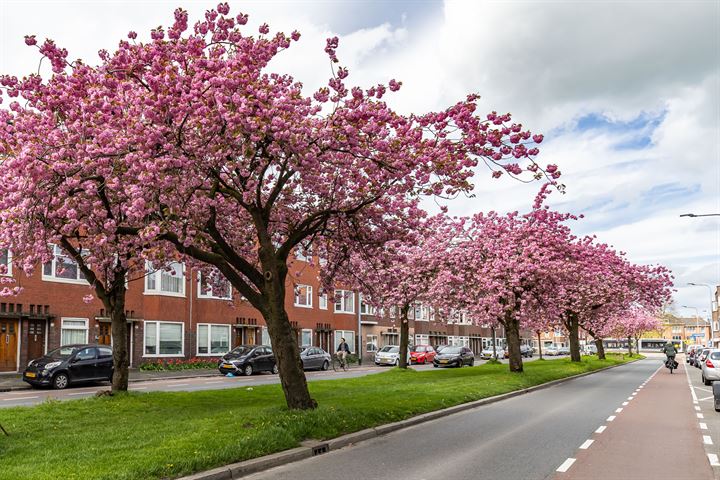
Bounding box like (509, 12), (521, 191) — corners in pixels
(709, 454), (720, 467)
(579, 440), (594, 450)
(595, 425), (607, 433)
(607, 415), (616, 422)
(700, 423), (708, 430)
(556, 458), (576, 473)
(704, 435), (714, 445)
(697, 413), (705, 419)
(615, 408), (623, 413)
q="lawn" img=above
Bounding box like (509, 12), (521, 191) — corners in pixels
(0, 354), (639, 480)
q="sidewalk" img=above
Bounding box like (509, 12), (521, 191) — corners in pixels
(555, 359), (714, 479)
(0, 368), (219, 391)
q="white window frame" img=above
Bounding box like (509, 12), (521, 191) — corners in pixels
(42, 245), (89, 285)
(196, 323), (231, 356)
(360, 295), (375, 315)
(319, 292), (328, 310)
(60, 318), (89, 345)
(301, 328), (313, 347)
(261, 326), (271, 346)
(334, 289), (355, 314)
(144, 261), (186, 298)
(295, 245), (312, 262)
(0, 250), (12, 277)
(197, 273), (232, 300)
(334, 330), (356, 353)
(143, 320), (185, 357)
(294, 284), (313, 308)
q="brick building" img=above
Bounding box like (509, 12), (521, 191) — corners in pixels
(0, 248), (521, 373)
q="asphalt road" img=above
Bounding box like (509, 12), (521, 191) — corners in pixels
(245, 358), (664, 480)
(0, 354), (558, 408)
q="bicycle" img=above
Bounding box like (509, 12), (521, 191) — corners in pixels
(332, 352), (349, 372)
(665, 356), (677, 373)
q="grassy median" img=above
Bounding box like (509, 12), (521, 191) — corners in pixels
(0, 354), (639, 480)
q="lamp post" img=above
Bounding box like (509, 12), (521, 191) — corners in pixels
(688, 282), (717, 347)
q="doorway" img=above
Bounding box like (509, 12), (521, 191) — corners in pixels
(0, 319), (18, 371)
(27, 319), (45, 361)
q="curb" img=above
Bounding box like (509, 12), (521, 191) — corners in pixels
(177, 357), (641, 480)
(0, 372), (221, 392)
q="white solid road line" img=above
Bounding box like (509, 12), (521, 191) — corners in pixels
(2, 396), (37, 401)
(67, 391), (94, 396)
(204, 381), (223, 384)
(700, 423), (708, 430)
(595, 425), (607, 433)
(132, 387), (148, 390)
(607, 415), (616, 422)
(556, 458), (576, 473)
(708, 454), (720, 467)
(699, 396), (714, 402)
(579, 439), (594, 450)
(165, 383), (190, 387)
(704, 435), (714, 445)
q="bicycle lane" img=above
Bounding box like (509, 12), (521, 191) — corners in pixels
(554, 359), (714, 480)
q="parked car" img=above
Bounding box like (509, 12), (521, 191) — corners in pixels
(544, 346), (560, 356)
(558, 346), (570, 355)
(480, 347), (504, 359)
(409, 345), (437, 364)
(435, 345), (450, 354)
(520, 345), (534, 358)
(218, 345), (277, 376)
(701, 350), (720, 385)
(433, 346), (475, 368)
(688, 345), (702, 366)
(23, 344), (114, 389)
(697, 348), (711, 369)
(300, 346), (331, 371)
(584, 344), (598, 355)
(374, 345), (409, 366)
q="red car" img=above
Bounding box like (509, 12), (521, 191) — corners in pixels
(410, 345), (437, 364)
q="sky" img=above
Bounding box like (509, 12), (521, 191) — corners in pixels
(0, 0), (718, 319)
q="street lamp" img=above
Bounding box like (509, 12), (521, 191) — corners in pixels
(680, 213), (720, 217)
(688, 282), (717, 346)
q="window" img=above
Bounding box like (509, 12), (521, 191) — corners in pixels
(319, 292), (328, 310)
(334, 330), (355, 353)
(197, 324), (231, 355)
(198, 273), (232, 300)
(413, 304), (430, 321)
(261, 327), (271, 346)
(61, 318), (88, 345)
(672, 326), (681, 334)
(43, 245), (87, 284)
(144, 321), (183, 356)
(75, 347), (96, 361)
(295, 245), (312, 262)
(366, 334), (378, 352)
(334, 290), (355, 314)
(415, 334), (429, 345)
(145, 262), (185, 297)
(0, 250), (11, 276)
(294, 284), (313, 308)
(301, 329), (312, 346)
(360, 296), (375, 315)
(98, 347), (113, 359)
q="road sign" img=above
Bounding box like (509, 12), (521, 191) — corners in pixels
(692, 333), (705, 338)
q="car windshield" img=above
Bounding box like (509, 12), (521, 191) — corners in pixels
(411, 346), (425, 352)
(710, 352), (720, 360)
(47, 346), (77, 359)
(229, 346), (252, 355)
(379, 346), (399, 353)
(443, 347), (462, 354)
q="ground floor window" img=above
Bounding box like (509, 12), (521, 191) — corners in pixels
(261, 327), (271, 346)
(366, 334), (378, 352)
(61, 318), (88, 345)
(144, 321), (183, 356)
(334, 330), (355, 353)
(301, 329), (312, 347)
(197, 324), (231, 355)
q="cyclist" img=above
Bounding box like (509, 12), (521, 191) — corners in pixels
(336, 337), (351, 367)
(663, 341), (678, 369)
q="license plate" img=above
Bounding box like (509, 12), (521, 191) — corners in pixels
(440, 360), (448, 364)
(221, 364), (233, 368)
(25, 372), (36, 378)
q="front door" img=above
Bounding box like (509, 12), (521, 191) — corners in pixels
(27, 320), (45, 361)
(0, 320), (18, 372)
(98, 323), (111, 345)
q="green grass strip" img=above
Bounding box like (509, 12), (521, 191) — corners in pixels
(0, 354), (640, 480)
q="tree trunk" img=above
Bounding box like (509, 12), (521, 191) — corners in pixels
(635, 336), (641, 355)
(595, 338), (606, 360)
(627, 336), (633, 356)
(537, 331), (543, 359)
(491, 326), (497, 359)
(504, 314), (523, 373)
(262, 260), (316, 410)
(398, 305), (410, 369)
(567, 314), (581, 362)
(109, 289), (129, 392)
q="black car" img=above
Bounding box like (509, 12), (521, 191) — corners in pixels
(433, 346), (475, 368)
(23, 344), (114, 389)
(218, 345), (277, 376)
(300, 346), (331, 371)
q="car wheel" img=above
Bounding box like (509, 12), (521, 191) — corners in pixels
(704, 375), (712, 386)
(433, 364), (438, 368)
(469, 359), (475, 367)
(456, 361), (463, 368)
(243, 365), (253, 376)
(53, 373), (69, 390)
(321, 361), (329, 371)
(271, 364), (279, 375)
(395, 358), (400, 366)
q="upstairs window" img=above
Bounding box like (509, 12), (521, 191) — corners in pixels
(319, 292), (328, 310)
(145, 262), (185, 297)
(43, 245), (87, 284)
(0, 250), (11, 276)
(198, 273), (232, 300)
(334, 290), (355, 314)
(294, 284), (313, 308)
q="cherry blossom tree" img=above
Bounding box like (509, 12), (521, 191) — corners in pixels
(607, 310), (661, 356)
(0, 5), (553, 409)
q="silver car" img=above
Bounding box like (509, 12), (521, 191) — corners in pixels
(480, 347), (504, 359)
(701, 350), (720, 385)
(374, 345), (410, 366)
(696, 348), (711, 369)
(544, 346), (560, 356)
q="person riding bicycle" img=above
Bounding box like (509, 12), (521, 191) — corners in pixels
(663, 341), (678, 368)
(336, 337), (351, 366)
